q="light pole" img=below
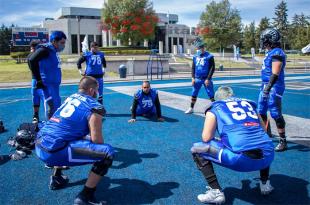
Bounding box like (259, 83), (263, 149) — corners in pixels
(165, 12), (170, 53)
(76, 16), (81, 54)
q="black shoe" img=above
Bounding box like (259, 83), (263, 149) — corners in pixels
(32, 116), (39, 124)
(49, 175), (69, 190)
(275, 139), (287, 152)
(74, 193), (106, 205)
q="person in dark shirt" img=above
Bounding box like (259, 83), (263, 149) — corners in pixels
(128, 81), (164, 123)
(28, 31), (67, 119)
(27, 40), (44, 123)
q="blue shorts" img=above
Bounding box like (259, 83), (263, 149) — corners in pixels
(136, 106), (156, 116)
(31, 79), (44, 106)
(193, 140), (274, 172)
(192, 78), (214, 98)
(35, 139), (114, 167)
(42, 83), (61, 118)
(257, 84), (285, 119)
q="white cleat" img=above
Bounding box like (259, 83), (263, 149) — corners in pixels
(260, 180), (274, 195)
(197, 186), (225, 204)
(185, 107), (194, 114)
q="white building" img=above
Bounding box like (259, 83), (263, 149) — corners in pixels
(43, 7), (197, 54)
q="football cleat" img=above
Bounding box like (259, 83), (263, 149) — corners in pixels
(49, 175), (69, 190)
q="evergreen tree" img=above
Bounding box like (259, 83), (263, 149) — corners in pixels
(273, 0), (289, 49)
(243, 21), (256, 53)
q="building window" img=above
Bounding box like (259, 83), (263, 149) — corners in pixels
(88, 35), (94, 48)
(96, 35), (102, 47)
(71, 34), (77, 54)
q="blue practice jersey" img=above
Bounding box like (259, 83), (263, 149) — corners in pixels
(38, 43), (62, 84)
(38, 93), (103, 151)
(193, 52), (213, 78)
(135, 88), (157, 112)
(84, 51), (105, 75)
(261, 48), (286, 88)
(208, 97), (272, 152)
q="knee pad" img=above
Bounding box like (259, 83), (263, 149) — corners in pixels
(275, 116), (285, 129)
(260, 114), (268, 122)
(91, 156), (113, 176)
(192, 153), (210, 170)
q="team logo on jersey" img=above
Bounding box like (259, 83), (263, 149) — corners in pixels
(50, 117), (60, 123)
(244, 122), (259, 126)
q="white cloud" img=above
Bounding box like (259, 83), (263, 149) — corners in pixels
(0, 10), (57, 26)
(63, 0), (105, 8)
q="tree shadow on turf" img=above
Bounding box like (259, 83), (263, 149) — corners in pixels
(0, 155), (10, 166)
(223, 174), (310, 205)
(66, 178), (87, 188)
(271, 140), (310, 152)
(105, 113), (132, 118)
(96, 177), (180, 204)
(138, 115), (179, 123)
(111, 147), (159, 169)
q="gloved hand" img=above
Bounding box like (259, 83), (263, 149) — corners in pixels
(35, 80), (45, 89)
(262, 89), (269, 101)
(78, 69), (85, 76)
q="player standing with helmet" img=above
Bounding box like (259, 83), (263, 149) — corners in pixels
(258, 28), (287, 152)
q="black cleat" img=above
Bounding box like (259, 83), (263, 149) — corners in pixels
(49, 175), (69, 190)
(74, 193), (106, 205)
(275, 139), (287, 152)
(32, 116), (39, 124)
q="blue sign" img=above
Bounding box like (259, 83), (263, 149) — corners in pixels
(12, 27), (49, 46)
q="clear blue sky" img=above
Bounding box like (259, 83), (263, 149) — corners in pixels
(0, 0), (309, 27)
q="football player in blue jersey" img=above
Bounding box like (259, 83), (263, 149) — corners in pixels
(27, 40), (44, 123)
(185, 37), (215, 114)
(77, 41), (107, 105)
(35, 76), (114, 205)
(28, 31), (67, 119)
(128, 81), (164, 123)
(191, 86), (274, 204)
(258, 28), (287, 152)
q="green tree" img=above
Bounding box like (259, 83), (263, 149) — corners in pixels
(288, 13), (310, 50)
(243, 21), (256, 53)
(255, 17), (271, 49)
(198, 0), (242, 51)
(102, 0), (158, 46)
(273, 0), (289, 49)
(0, 24), (12, 55)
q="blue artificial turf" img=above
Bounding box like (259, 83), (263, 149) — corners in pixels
(0, 75), (309, 205)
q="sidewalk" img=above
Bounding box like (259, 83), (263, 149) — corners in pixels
(0, 69), (308, 88)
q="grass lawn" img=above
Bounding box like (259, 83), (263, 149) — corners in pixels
(0, 60), (117, 83)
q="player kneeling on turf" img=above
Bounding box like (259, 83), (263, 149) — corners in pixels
(191, 86), (274, 204)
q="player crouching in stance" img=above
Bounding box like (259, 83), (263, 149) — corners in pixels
(35, 76), (114, 205)
(128, 81), (164, 123)
(191, 86), (274, 204)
